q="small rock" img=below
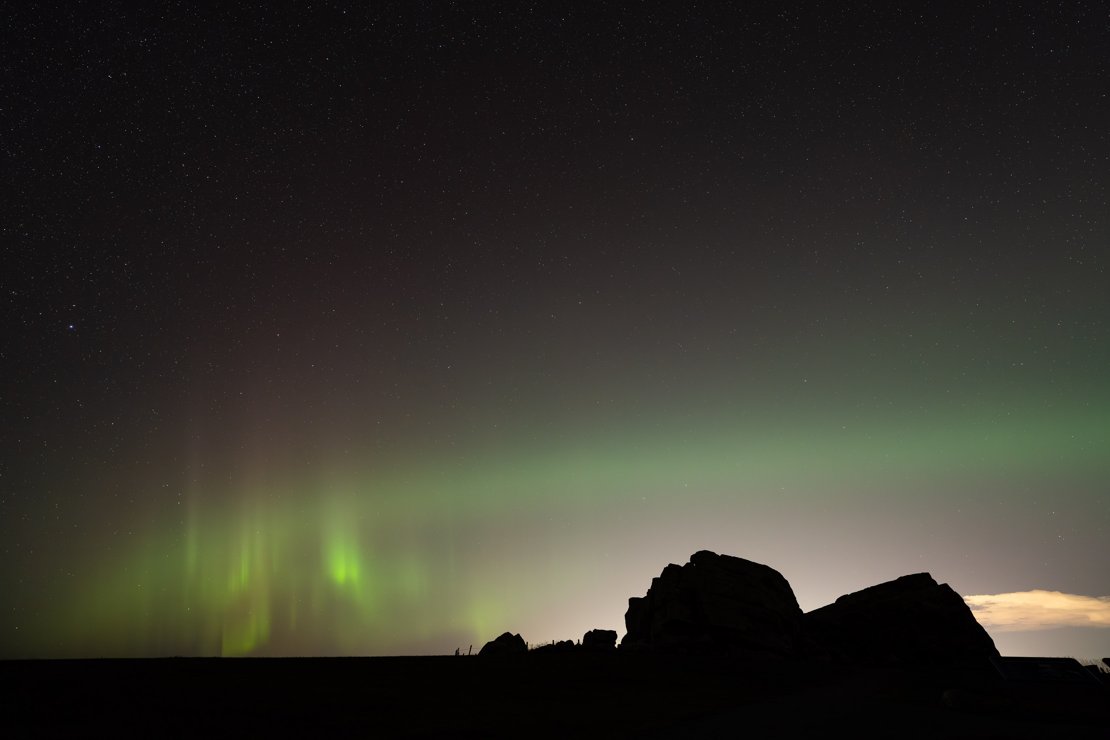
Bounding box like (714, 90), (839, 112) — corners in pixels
(582, 629), (617, 650)
(478, 632), (527, 656)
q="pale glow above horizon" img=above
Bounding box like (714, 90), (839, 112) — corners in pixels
(965, 591), (1110, 632)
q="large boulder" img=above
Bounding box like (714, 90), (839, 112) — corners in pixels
(621, 550), (805, 656)
(478, 632), (528, 656)
(803, 573), (999, 665)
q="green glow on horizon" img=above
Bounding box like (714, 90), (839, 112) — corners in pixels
(221, 597), (270, 657)
(10, 398), (1109, 658)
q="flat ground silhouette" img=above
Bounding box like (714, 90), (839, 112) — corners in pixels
(2, 653), (1106, 738)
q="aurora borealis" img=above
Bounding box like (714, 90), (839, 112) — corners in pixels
(3, 3), (1109, 659)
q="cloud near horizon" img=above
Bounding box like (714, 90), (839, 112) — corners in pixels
(964, 591), (1110, 632)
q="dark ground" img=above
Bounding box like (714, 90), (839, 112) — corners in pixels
(1, 655), (1106, 738)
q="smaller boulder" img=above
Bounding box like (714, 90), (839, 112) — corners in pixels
(478, 632), (527, 656)
(531, 639), (576, 654)
(582, 629), (618, 650)
(804, 573), (998, 666)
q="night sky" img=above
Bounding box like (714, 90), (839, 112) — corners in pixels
(3, 3), (1108, 659)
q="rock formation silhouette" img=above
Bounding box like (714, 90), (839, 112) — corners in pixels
(481, 551), (1002, 668)
(582, 629), (618, 651)
(620, 550), (805, 657)
(530, 639), (576, 654)
(478, 631), (527, 656)
(804, 572), (999, 665)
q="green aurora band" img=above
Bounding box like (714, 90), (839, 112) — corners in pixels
(15, 397), (1108, 658)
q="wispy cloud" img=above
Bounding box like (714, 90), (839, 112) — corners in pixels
(964, 590), (1110, 632)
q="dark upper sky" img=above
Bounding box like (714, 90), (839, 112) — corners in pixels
(3, 3), (1108, 658)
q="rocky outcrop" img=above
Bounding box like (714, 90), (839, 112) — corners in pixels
(621, 550), (804, 656)
(803, 573), (999, 665)
(530, 639), (576, 654)
(478, 632), (527, 656)
(477, 557), (1000, 669)
(582, 629), (617, 650)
